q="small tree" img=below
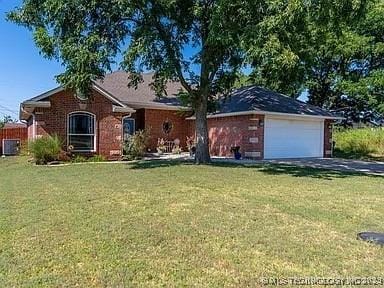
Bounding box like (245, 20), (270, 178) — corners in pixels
(0, 115), (16, 129)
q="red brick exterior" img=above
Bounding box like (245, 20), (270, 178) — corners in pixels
(25, 90), (193, 159)
(144, 109), (192, 151)
(29, 89), (130, 160)
(324, 119), (334, 158)
(25, 88), (332, 160)
(204, 115), (265, 159)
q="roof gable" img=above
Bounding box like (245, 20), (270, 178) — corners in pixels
(95, 71), (185, 108)
(23, 84), (128, 108)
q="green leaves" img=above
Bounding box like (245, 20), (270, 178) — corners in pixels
(243, 0), (383, 113)
(8, 0), (129, 94)
(8, 0), (383, 133)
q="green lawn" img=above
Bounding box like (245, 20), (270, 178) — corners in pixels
(1, 157), (384, 287)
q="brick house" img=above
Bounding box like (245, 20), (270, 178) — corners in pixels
(20, 71), (339, 160)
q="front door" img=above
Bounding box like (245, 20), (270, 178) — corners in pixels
(123, 118), (135, 141)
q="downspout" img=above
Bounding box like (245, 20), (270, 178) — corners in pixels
(32, 113), (36, 139)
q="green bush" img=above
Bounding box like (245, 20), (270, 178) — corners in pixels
(72, 155), (87, 163)
(88, 155), (106, 162)
(123, 129), (150, 160)
(29, 135), (62, 164)
(334, 128), (384, 158)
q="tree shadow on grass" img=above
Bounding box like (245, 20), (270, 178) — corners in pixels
(255, 163), (378, 180)
(334, 149), (384, 162)
(128, 159), (383, 180)
(128, 159), (194, 170)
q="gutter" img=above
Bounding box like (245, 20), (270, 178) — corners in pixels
(112, 105), (135, 114)
(186, 110), (344, 121)
(19, 101), (52, 121)
(123, 101), (191, 111)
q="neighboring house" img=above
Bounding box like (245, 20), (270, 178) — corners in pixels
(0, 123), (28, 155)
(2, 122), (27, 129)
(20, 71), (340, 160)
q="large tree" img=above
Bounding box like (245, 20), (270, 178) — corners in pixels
(8, 0), (366, 163)
(247, 0), (383, 113)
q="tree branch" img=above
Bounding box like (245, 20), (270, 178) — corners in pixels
(141, 2), (193, 94)
(154, 22), (193, 94)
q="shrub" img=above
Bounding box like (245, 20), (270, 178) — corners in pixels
(123, 129), (150, 160)
(334, 128), (384, 158)
(29, 135), (61, 164)
(18, 142), (29, 157)
(88, 155), (106, 162)
(72, 155), (87, 163)
(58, 150), (71, 162)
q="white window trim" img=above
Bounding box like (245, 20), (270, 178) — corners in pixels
(67, 111), (97, 152)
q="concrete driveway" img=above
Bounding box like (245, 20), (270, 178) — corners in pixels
(146, 153), (384, 176)
(261, 158), (384, 175)
(213, 157), (384, 175)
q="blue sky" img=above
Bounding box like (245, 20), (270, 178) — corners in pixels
(0, 0), (64, 119)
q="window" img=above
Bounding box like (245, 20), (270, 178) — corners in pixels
(122, 118), (135, 142)
(68, 112), (95, 151)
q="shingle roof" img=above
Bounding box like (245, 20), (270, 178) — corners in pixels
(216, 85), (335, 117)
(95, 71), (184, 108)
(22, 71), (336, 118)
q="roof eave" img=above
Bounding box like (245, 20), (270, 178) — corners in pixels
(19, 101), (52, 121)
(22, 101), (51, 108)
(26, 87), (64, 102)
(123, 101), (191, 111)
(112, 105), (136, 113)
(186, 110), (344, 120)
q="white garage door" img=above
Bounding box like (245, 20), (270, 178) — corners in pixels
(264, 117), (324, 159)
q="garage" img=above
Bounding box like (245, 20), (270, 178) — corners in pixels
(188, 85), (337, 159)
(264, 116), (324, 159)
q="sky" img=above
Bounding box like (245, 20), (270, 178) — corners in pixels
(0, 0), (308, 121)
(0, 0), (64, 119)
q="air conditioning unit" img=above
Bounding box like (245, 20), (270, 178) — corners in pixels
(2, 139), (21, 156)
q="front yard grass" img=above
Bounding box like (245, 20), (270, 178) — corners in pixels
(1, 157), (384, 287)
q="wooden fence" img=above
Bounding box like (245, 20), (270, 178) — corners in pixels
(0, 127), (28, 153)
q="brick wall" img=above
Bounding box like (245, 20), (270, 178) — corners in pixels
(30, 89), (131, 160)
(208, 114), (264, 158)
(144, 109), (192, 151)
(324, 119), (334, 158)
(188, 114), (265, 159)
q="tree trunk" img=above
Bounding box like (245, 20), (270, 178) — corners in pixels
(194, 16), (211, 164)
(194, 92), (211, 164)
